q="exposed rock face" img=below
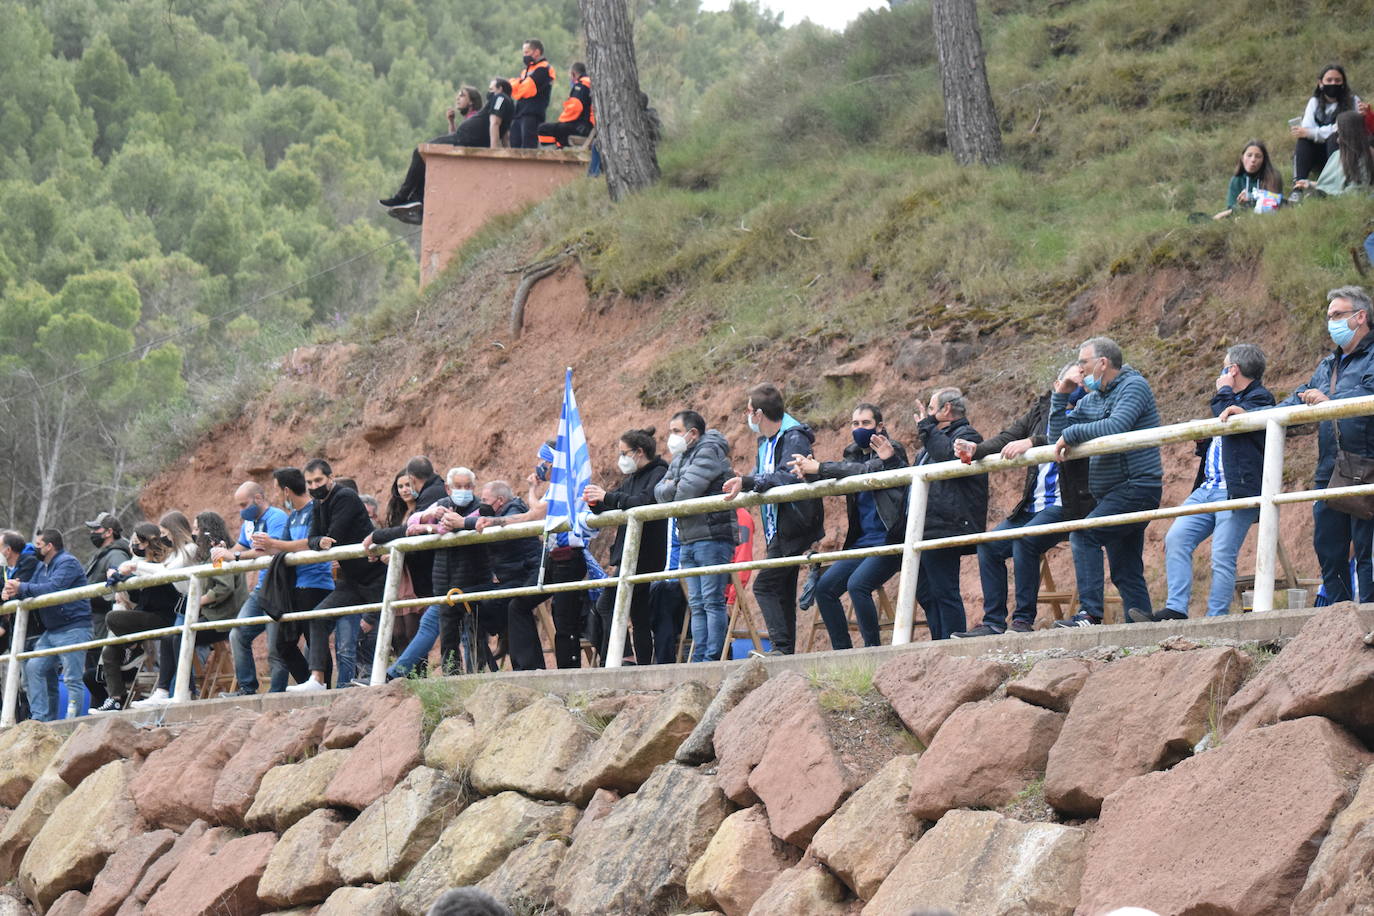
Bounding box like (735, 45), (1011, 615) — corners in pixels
(53, 718), (173, 787)
(398, 791), (579, 916)
(130, 710), (258, 830)
(676, 658), (767, 764)
(130, 820), (220, 905)
(468, 697), (599, 801)
(571, 788), (619, 842)
(328, 765), (461, 884)
(213, 708), (328, 826)
(748, 855), (861, 916)
(1294, 762), (1374, 915)
(320, 681), (408, 749)
(872, 652), (1012, 745)
(143, 830), (276, 916)
(83, 829), (175, 916)
(569, 681), (712, 802)
(713, 672), (813, 805)
(0, 722), (63, 806)
(317, 883), (401, 916)
(907, 698), (1063, 819)
(810, 754), (923, 901)
(686, 806), (800, 916)
(1078, 716), (1371, 916)
(258, 809), (347, 908)
(322, 695), (424, 810)
(45, 891), (84, 916)
(18, 760), (143, 910)
(1223, 603), (1374, 742)
(476, 837), (569, 913)
(1044, 646), (1250, 816)
(0, 770), (70, 881)
(1006, 658), (1101, 713)
(245, 748), (350, 832)
(863, 810), (1087, 916)
(555, 764), (731, 916)
(423, 715), (480, 774)
(462, 682), (542, 736)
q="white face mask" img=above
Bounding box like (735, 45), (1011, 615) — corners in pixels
(617, 454), (638, 475)
(667, 433), (688, 456)
(450, 488), (473, 503)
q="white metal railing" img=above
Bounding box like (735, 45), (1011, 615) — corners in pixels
(3, 393), (1373, 724)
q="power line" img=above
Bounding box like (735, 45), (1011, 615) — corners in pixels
(0, 225), (422, 406)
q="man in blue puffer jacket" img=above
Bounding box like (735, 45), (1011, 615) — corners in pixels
(2, 529), (91, 720)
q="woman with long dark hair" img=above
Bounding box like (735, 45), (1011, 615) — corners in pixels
(93, 523), (184, 712)
(1298, 111), (1374, 196)
(1291, 64), (1361, 185)
(385, 471), (417, 527)
(1215, 139), (1283, 218)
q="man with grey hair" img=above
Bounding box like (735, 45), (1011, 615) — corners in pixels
(1132, 344), (1275, 622)
(952, 366), (1094, 637)
(913, 387), (988, 639)
(1050, 336), (1163, 627)
(1230, 286), (1374, 603)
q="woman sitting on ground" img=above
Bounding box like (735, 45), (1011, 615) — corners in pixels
(1296, 111), (1374, 197)
(1291, 64), (1360, 187)
(1214, 139), (1283, 219)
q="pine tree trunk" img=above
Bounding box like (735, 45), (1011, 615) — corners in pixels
(931, 0), (1004, 166)
(579, 0), (660, 200)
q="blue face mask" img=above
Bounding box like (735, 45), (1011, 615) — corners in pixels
(852, 427), (877, 449)
(535, 463), (549, 482)
(1082, 374), (1101, 393)
(239, 503), (262, 522)
(1330, 317), (1357, 348)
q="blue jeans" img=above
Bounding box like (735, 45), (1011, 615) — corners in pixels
(1164, 485), (1259, 616)
(1364, 231), (1374, 267)
(978, 504), (1066, 630)
(389, 604), (441, 678)
(1313, 493), (1374, 604)
(815, 554), (902, 649)
(231, 592), (284, 693)
(26, 623), (91, 721)
(680, 539), (733, 662)
(1070, 483), (1162, 621)
(916, 548), (966, 640)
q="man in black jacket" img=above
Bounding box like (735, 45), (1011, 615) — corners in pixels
(725, 383), (825, 656)
(83, 513), (131, 665)
(952, 368), (1093, 637)
(913, 388), (988, 640)
(286, 458), (383, 692)
(1130, 344), (1276, 622)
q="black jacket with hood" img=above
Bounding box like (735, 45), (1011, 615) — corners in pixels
(591, 457), (670, 570)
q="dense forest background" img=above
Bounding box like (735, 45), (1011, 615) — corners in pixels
(0, 0), (784, 534)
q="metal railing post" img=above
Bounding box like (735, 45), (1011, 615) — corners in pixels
(172, 575), (205, 703)
(1, 607), (29, 727)
(1250, 417), (1287, 613)
(370, 547), (404, 686)
(892, 473), (930, 645)
(605, 515), (643, 668)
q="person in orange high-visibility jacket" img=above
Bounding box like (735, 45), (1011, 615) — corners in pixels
(509, 39), (555, 148)
(538, 63), (594, 148)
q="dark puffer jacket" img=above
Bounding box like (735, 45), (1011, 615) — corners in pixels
(812, 440), (910, 548)
(655, 430), (737, 545)
(975, 391), (1094, 521)
(916, 415), (988, 543)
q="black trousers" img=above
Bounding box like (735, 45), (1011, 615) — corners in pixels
(307, 579), (384, 674)
(394, 132), (460, 202)
(509, 114), (543, 149)
(155, 628), (227, 691)
(1294, 134), (1339, 182)
(537, 120), (591, 147)
(439, 580), (493, 674)
(752, 533), (815, 654)
(507, 552), (586, 670)
(593, 580), (654, 666)
(102, 609), (172, 700)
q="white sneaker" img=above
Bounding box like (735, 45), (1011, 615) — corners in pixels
(130, 688), (170, 709)
(285, 679), (327, 693)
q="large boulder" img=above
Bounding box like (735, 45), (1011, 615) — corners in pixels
(0, 769), (70, 881)
(1078, 716), (1371, 915)
(1044, 646), (1250, 816)
(258, 809), (348, 908)
(468, 697), (599, 801)
(321, 695), (424, 810)
(398, 791), (579, 916)
(144, 830), (276, 916)
(1223, 603), (1374, 742)
(423, 715), (481, 775)
(130, 710), (259, 830)
(676, 658), (767, 764)
(872, 652), (1012, 746)
(569, 681), (712, 803)
(1005, 658), (1101, 713)
(329, 765), (461, 884)
(320, 681), (409, 749)
(46, 891), (84, 916)
(863, 810), (1087, 916)
(317, 884), (400, 916)
(130, 821), (223, 905)
(1293, 762), (1374, 914)
(748, 856), (861, 916)
(907, 698), (1063, 819)
(713, 672), (813, 804)
(83, 829), (176, 916)
(554, 764), (731, 916)
(462, 682), (543, 735)
(685, 806), (800, 916)
(245, 749), (350, 832)
(18, 760), (143, 910)
(0, 722), (63, 806)
(53, 719), (173, 788)
(810, 755), (923, 901)
(213, 708), (328, 826)
(476, 838), (569, 913)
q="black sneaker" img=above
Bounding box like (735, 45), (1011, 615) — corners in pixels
(90, 697), (123, 714)
(1053, 613), (1101, 628)
(1009, 619), (1035, 633)
(379, 196), (408, 208)
(1154, 609), (1188, 621)
(1126, 607), (1155, 624)
(951, 624), (1005, 639)
(217, 688), (256, 698)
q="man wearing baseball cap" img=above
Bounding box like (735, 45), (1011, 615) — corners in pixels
(83, 514), (131, 670)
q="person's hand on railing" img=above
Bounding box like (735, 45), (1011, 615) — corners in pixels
(998, 437), (1033, 459)
(117, 560), (139, 576)
(361, 532), (381, 562)
(249, 531), (275, 552)
(441, 510), (464, 530)
(1053, 436), (1072, 461)
(789, 455), (819, 478)
(583, 484), (606, 506)
(1218, 405), (1246, 421)
(1, 579), (17, 601)
(474, 516), (508, 532)
(318, 536), (336, 550)
(722, 477), (744, 500)
(1300, 389), (1330, 406)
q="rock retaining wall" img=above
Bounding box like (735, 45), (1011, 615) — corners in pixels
(1, 605), (1373, 915)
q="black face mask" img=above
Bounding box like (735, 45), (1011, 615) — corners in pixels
(89, 532), (106, 549)
(522, 54), (535, 66)
(1322, 83), (1346, 98)
(477, 502), (497, 517)
(308, 484), (330, 500)
(131, 544), (146, 558)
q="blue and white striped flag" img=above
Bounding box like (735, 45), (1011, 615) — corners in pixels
(545, 367), (595, 547)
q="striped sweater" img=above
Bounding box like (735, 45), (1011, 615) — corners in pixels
(1048, 366), (1163, 497)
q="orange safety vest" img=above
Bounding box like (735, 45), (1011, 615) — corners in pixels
(556, 76), (594, 125)
(510, 58), (555, 101)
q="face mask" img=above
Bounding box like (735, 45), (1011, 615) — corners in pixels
(618, 454), (638, 474)
(131, 544), (146, 558)
(1083, 374), (1101, 392)
(523, 54), (535, 66)
(852, 427), (876, 450)
(308, 484), (330, 500)
(478, 502), (496, 517)
(667, 433), (688, 456)
(1322, 83), (1346, 98)
(239, 503), (262, 522)
(747, 416), (761, 434)
(1330, 317), (1357, 348)
(450, 489), (473, 504)
(89, 532), (106, 548)
(535, 464), (549, 482)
